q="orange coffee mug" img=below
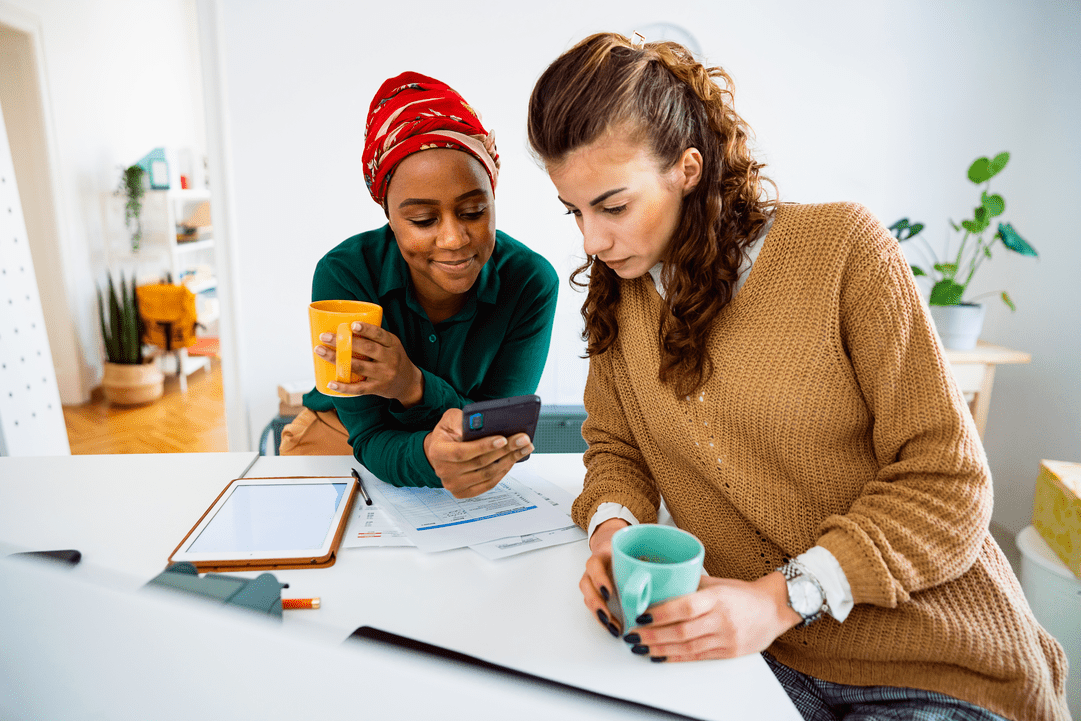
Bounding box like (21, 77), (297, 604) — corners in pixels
(309, 300), (383, 397)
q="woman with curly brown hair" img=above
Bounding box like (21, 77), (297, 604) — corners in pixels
(527, 33), (1068, 721)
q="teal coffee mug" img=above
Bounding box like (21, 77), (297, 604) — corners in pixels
(611, 525), (705, 626)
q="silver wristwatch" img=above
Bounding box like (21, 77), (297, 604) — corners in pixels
(777, 559), (830, 627)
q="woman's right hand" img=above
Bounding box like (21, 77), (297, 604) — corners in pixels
(582, 518), (631, 638)
(423, 408), (534, 499)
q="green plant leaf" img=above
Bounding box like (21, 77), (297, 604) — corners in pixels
(949, 219), (961, 232)
(97, 285), (117, 363)
(1001, 291), (1016, 311)
(107, 273), (122, 363)
(125, 274), (140, 363)
(120, 272), (132, 362)
(929, 279), (965, 305)
(888, 218), (925, 242)
(981, 192), (1005, 217)
(968, 157), (992, 184)
(998, 223), (1038, 256)
(964, 215), (989, 234)
(988, 151), (1009, 178)
(911, 265), (927, 276)
(130, 275), (143, 363)
(983, 246), (993, 258)
(934, 262), (958, 276)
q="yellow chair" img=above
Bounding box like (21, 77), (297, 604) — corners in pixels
(136, 283), (205, 391)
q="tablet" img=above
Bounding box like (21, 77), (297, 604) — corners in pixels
(169, 476), (356, 571)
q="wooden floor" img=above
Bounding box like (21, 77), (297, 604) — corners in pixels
(62, 358), (228, 454)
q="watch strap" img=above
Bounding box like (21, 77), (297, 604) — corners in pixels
(778, 559), (830, 627)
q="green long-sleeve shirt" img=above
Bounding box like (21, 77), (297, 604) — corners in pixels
(302, 225), (558, 488)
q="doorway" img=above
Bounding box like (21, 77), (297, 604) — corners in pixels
(0, 6), (230, 455)
(0, 18), (86, 406)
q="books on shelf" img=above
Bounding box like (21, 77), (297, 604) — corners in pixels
(176, 225), (213, 243)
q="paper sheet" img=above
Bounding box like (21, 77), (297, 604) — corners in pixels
(339, 503), (414, 548)
(362, 468), (573, 553)
(469, 524), (585, 560)
(468, 471), (586, 559)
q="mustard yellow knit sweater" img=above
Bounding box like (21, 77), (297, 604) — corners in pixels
(572, 202), (1069, 721)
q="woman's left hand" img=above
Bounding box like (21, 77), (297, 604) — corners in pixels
(315, 321), (424, 407)
(622, 572), (802, 662)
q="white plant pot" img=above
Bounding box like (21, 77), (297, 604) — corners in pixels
(929, 303), (986, 350)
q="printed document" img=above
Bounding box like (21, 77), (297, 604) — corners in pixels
(469, 472), (586, 559)
(362, 469), (572, 553)
(340, 503), (414, 548)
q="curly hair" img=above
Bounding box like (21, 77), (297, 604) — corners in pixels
(527, 32), (777, 397)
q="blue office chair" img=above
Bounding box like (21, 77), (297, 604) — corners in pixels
(258, 414), (296, 455)
(533, 405), (588, 454)
(258, 405), (588, 456)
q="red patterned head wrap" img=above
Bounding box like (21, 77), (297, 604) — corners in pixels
(362, 72), (499, 207)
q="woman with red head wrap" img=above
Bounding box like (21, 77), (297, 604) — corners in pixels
(281, 72), (557, 499)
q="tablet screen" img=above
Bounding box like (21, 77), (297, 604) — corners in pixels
(186, 482), (348, 554)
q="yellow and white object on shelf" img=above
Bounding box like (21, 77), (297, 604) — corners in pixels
(1031, 459), (1081, 580)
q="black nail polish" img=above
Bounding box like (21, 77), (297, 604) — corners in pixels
(650, 656), (667, 663)
(606, 622), (620, 638)
(631, 644), (650, 655)
(635, 613), (653, 625)
(596, 609), (608, 625)
(622, 633), (640, 644)
(600, 586), (610, 602)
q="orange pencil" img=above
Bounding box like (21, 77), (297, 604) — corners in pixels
(282, 597), (320, 610)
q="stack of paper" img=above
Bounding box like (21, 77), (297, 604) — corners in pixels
(340, 467), (585, 559)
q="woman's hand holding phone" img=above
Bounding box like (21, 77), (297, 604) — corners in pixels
(424, 408), (534, 499)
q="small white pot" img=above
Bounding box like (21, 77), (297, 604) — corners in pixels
(929, 303), (986, 350)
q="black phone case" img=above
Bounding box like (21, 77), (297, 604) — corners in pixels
(461, 395), (541, 463)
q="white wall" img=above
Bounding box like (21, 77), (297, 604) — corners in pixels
(0, 0), (206, 403)
(7, 0), (1077, 544)
(210, 0), (1080, 542)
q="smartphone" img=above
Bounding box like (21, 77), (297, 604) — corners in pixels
(461, 394), (542, 463)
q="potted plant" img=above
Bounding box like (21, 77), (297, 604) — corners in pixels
(98, 271), (163, 404)
(118, 164), (146, 252)
(890, 151), (1038, 350)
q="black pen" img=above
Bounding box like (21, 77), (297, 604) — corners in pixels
(351, 467), (373, 506)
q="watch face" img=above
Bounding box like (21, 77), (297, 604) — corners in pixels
(789, 576), (823, 616)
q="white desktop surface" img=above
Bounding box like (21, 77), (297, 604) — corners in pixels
(0, 551), (684, 721)
(0, 452), (257, 585)
(0, 452), (800, 720)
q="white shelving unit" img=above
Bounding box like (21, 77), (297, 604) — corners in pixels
(162, 189), (216, 292)
(135, 189), (219, 389)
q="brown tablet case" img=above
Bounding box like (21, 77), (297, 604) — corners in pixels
(167, 476), (358, 573)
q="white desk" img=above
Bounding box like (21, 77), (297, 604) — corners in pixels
(0, 452), (800, 720)
(0, 550), (670, 721)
